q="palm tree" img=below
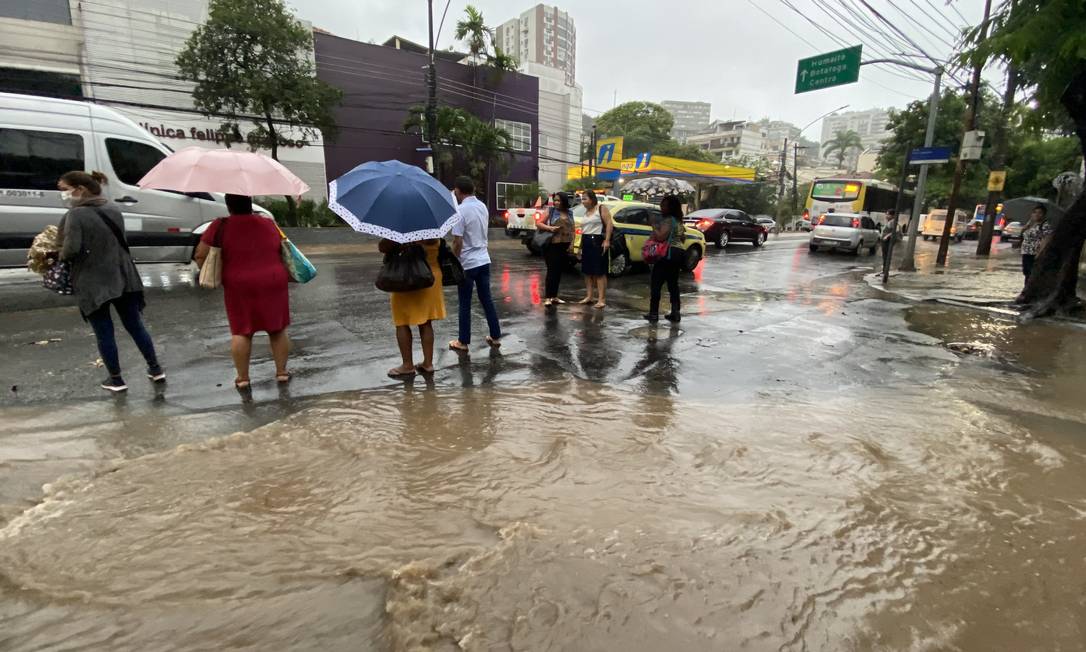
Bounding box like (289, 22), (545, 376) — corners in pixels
(486, 47), (519, 83)
(455, 5), (491, 85)
(822, 130), (863, 170)
(404, 105), (513, 183)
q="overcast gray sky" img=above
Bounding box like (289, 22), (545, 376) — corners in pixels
(293, 0), (988, 141)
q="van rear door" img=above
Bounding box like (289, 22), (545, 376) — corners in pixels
(95, 136), (211, 262)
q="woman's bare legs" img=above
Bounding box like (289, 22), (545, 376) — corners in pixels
(417, 321), (435, 372)
(268, 329), (291, 380)
(579, 275), (595, 304)
(594, 276), (608, 308)
(231, 334), (253, 385)
(389, 325), (416, 375)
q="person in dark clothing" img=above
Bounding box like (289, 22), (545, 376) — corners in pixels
(644, 195), (687, 323)
(57, 170), (163, 392)
(537, 192), (574, 306)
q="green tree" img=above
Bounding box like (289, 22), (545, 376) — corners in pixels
(821, 129), (863, 170)
(700, 155), (778, 215)
(1006, 136), (1082, 198)
(176, 0), (341, 219)
(455, 5), (490, 68)
(404, 105), (513, 185)
(963, 0), (1086, 315)
(594, 101), (675, 155)
(655, 140), (716, 162)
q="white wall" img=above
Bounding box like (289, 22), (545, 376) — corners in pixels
(72, 0), (327, 199)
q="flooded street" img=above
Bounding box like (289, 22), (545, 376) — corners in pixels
(2, 237), (1085, 650)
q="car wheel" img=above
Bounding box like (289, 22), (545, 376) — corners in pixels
(809, 244), (818, 253)
(607, 248), (630, 278)
(752, 232), (766, 248)
(683, 245), (702, 272)
(716, 230), (729, 249)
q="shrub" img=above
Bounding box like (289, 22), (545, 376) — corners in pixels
(260, 198), (342, 227)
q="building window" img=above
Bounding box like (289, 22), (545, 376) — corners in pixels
(495, 119), (531, 152)
(0, 128), (84, 190)
(0, 0), (71, 24)
(496, 182), (529, 210)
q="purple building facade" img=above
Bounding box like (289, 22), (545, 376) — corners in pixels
(314, 32), (540, 215)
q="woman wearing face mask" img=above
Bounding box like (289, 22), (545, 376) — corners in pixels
(57, 171), (164, 392)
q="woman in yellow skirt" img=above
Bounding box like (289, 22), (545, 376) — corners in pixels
(379, 238), (445, 378)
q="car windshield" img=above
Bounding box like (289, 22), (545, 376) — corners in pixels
(820, 215), (857, 227)
(812, 181), (861, 201)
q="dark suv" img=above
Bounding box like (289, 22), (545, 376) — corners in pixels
(684, 209), (769, 249)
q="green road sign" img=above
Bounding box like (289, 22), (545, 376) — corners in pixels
(795, 45), (862, 94)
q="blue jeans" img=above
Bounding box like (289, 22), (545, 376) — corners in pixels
(86, 293), (159, 378)
(458, 264), (502, 344)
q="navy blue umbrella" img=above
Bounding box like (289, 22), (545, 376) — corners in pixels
(328, 160), (459, 243)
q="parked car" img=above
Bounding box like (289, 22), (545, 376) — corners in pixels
(1002, 221), (1024, 247)
(755, 215), (778, 234)
(572, 200), (706, 277)
(808, 213), (880, 254)
(684, 208), (769, 249)
(0, 92), (255, 267)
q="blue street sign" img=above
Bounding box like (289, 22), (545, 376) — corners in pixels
(909, 147), (952, 165)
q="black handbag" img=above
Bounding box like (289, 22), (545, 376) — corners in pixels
(375, 243), (435, 293)
(438, 239), (465, 287)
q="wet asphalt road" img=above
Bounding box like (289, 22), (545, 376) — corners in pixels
(0, 232), (1008, 514)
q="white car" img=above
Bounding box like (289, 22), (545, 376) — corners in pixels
(808, 212), (880, 255)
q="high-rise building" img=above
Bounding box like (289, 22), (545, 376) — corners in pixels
(495, 5), (576, 86)
(661, 101), (711, 144)
(495, 5), (582, 192)
(686, 120), (767, 162)
(819, 108), (892, 170)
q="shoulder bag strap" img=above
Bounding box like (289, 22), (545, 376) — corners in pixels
(92, 208), (130, 253)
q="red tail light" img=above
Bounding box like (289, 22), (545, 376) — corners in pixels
(502, 210), (510, 221)
(851, 218), (860, 229)
(803, 209), (810, 219)
(575, 227), (583, 235)
(697, 219), (713, 229)
(998, 217), (1006, 227)
(817, 215), (826, 225)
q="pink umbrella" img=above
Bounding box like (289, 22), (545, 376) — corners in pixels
(137, 146), (310, 196)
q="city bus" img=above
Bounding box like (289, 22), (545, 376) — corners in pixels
(804, 178), (914, 231)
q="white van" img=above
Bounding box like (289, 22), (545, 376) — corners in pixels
(0, 92), (243, 267)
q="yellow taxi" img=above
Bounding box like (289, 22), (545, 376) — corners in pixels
(572, 200), (706, 277)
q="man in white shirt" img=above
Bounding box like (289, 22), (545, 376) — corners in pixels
(449, 176), (503, 351)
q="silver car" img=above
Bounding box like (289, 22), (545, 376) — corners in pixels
(808, 213), (880, 255)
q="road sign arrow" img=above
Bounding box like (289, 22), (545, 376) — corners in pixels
(800, 70), (808, 82)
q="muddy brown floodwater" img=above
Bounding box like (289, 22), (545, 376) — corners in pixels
(2, 298), (1086, 650)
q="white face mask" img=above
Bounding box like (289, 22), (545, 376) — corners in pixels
(60, 190), (74, 204)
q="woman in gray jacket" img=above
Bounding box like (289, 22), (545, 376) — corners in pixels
(58, 171), (164, 392)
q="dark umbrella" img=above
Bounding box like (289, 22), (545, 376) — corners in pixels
(329, 160), (459, 243)
(1002, 196), (1064, 225)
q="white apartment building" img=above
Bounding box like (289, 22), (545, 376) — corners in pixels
(661, 100), (710, 144)
(687, 120), (767, 163)
(819, 107), (892, 171)
(496, 4), (582, 192)
(0, 0), (327, 198)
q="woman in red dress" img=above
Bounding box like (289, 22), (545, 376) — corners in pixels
(195, 194), (291, 389)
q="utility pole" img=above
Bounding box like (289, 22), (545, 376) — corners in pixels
(792, 141), (801, 217)
(899, 67), (941, 272)
(777, 138), (788, 200)
(883, 140), (912, 284)
(424, 0), (438, 174)
(936, 0), (993, 265)
(977, 63), (1019, 255)
(589, 124), (597, 179)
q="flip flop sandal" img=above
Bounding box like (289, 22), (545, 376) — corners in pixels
(449, 340), (470, 352)
(387, 368), (417, 379)
(234, 378), (251, 390)
(276, 371), (293, 384)
(486, 336), (502, 348)
(415, 365), (435, 375)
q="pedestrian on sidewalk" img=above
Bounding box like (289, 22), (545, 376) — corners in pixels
(644, 195), (687, 323)
(194, 194), (292, 390)
(57, 171), (164, 392)
(538, 191), (574, 307)
(1017, 205), (1053, 300)
(380, 238), (445, 378)
(578, 190), (614, 309)
(449, 176), (503, 352)
(881, 210), (902, 270)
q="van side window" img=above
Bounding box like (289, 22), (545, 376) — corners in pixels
(106, 138), (165, 186)
(0, 128), (84, 190)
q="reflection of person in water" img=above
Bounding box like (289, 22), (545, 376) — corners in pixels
(575, 312), (623, 382)
(626, 333), (679, 433)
